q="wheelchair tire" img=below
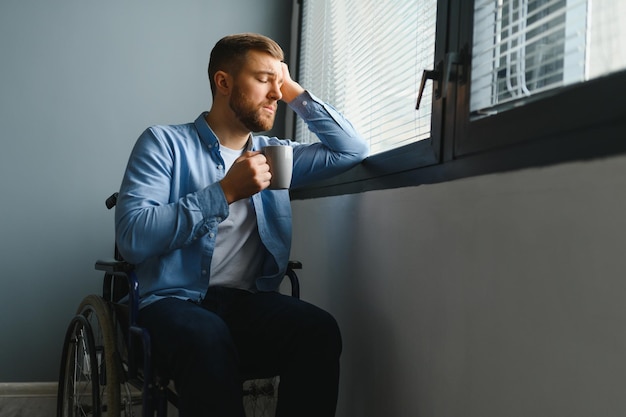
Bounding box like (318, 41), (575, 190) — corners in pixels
(58, 294), (123, 416)
(57, 313), (102, 416)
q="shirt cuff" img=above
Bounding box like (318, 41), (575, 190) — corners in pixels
(197, 182), (230, 224)
(289, 90), (322, 120)
(289, 90), (348, 130)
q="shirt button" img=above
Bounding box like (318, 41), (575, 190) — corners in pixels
(217, 165), (223, 170)
(302, 100), (308, 106)
(209, 232), (215, 238)
(201, 269), (207, 275)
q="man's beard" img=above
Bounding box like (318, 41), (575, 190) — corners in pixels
(229, 86), (276, 132)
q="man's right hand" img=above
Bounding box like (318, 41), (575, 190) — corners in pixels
(219, 151), (271, 204)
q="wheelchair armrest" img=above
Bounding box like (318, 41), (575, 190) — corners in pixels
(286, 261), (302, 299)
(287, 260), (302, 270)
(96, 259), (141, 330)
(95, 258), (134, 273)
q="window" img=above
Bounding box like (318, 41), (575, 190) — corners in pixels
(470, 0), (626, 116)
(455, 0), (626, 156)
(291, 0), (626, 199)
(297, 0), (438, 156)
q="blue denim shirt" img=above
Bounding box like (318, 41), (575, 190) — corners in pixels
(115, 91), (368, 308)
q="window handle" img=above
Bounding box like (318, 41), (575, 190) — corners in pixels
(416, 48), (466, 110)
(415, 66), (440, 110)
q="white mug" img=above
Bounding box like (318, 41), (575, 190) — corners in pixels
(262, 145), (293, 189)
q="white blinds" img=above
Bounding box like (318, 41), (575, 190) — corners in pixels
(297, 0), (437, 155)
(470, 0), (626, 114)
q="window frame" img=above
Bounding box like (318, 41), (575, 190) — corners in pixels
(290, 0), (626, 200)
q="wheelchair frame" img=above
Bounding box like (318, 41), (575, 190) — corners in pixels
(56, 193), (302, 417)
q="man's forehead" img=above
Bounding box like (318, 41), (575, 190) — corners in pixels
(244, 50), (282, 72)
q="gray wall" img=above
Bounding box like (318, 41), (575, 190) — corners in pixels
(0, 0), (292, 382)
(291, 153), (626, 417)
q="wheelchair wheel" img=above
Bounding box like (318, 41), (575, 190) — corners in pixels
(57, 313), (101, 416)
(58, 294), (126, 416)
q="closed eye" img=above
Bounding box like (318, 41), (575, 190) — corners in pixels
(255, 70), (278, 84)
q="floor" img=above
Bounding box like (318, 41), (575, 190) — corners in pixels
(0, 383), (57, 417)
(0, 380), (277, 417)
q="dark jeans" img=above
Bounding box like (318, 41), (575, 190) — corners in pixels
(139, 287), (342, 417)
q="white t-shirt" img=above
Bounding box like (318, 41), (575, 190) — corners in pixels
(208, 144), (264, 291)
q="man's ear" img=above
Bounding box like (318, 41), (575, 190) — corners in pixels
(214, 71), (231, 96)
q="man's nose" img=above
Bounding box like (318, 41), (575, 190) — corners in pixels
(269, 80), (282, 101)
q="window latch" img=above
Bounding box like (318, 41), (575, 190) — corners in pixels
(415, 64), (441, 110)
(416, 47), (467, 110)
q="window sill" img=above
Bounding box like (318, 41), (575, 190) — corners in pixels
(290, 138), (439, 199)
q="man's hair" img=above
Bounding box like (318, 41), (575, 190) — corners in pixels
(208, 33), (284, 97)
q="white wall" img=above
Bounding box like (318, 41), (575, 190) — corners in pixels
(0, 0), (292, 382)
(291, 153), (626, 417)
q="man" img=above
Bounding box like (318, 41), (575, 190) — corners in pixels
(115, 33), (368, 416)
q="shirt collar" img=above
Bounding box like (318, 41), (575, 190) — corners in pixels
(195, 112), (219, 151)
(194, 112), (254, 152)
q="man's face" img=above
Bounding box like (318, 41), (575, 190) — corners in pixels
(228, 50), (283, 132)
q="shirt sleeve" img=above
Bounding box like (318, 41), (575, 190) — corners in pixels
(288, 91), (369, 188)
(114, 127), (229, 265)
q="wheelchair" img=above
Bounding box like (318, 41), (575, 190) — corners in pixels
(56, 192), (302, 417)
